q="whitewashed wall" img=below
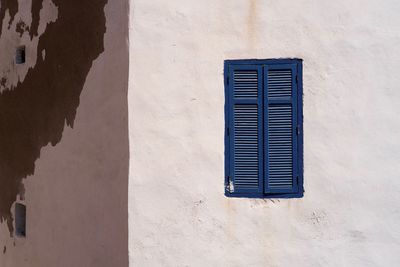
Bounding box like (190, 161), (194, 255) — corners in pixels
(129, 0), (400, 266)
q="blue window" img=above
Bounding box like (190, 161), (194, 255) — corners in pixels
(224, 59), (303, 198)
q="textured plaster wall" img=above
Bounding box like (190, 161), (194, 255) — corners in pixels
(0, 0), (57, 93)
(129, 0), (400, 266)
(0, 0), (129, 266)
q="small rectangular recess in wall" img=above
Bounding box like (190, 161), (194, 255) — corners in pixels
(16, 46), (26, 64)
(15, 203), (26, 237)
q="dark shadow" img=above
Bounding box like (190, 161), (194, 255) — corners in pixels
(0, 0), (108, 234)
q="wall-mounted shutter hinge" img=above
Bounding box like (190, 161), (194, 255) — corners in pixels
(227, 127), (230, 136)
(296, 75), (298, 84)
(296, 176), (299, 185)
(226, 76), (230, 85)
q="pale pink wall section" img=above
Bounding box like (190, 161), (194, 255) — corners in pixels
(0, 0), (129, 266)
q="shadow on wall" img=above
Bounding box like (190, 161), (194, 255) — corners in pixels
(0, 0), (108, 234)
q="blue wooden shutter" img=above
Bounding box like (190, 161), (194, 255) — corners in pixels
(227, 65), (263, 194)
(264, 64), (299, 194)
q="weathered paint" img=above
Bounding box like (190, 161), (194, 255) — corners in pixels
(0, 0), (129, 266)
(129, 0), (400, 266)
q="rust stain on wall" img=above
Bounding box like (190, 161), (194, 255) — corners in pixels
(247, 0), (258, 48)
(0, 0), (108, 234)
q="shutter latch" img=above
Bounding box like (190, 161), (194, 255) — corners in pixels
(296, 125), (300, 135)
(229, 180), (234, 193)
(226, 176), (234, 193)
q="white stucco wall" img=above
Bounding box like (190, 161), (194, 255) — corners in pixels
(129, 0), (400, 266)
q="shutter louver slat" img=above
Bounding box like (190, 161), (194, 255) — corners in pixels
(267, 70), (292, 98)
(268, 105), (293, 189)
(234, 105), (259, 190)
(234, 70), (258, 99)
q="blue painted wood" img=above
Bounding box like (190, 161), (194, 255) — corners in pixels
(224, 58), (303, 198)
(297, 62), (304, 197)
(227, 64), (263, 194)
(224, 61), (230, 193)
(264, 64), (298, 194)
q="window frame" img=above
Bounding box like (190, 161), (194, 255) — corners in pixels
(224, 58), (304, 198)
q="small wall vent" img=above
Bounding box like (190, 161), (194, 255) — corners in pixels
(16, 46), (25, 64)
(15, 203), (26, 237)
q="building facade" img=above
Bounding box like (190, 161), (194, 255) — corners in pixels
(0, 0), (129, 266)
(1, 0), (400, 266)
